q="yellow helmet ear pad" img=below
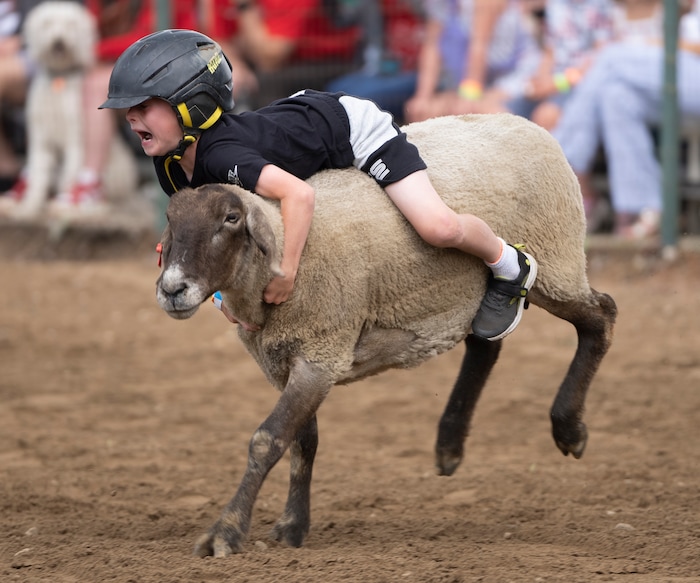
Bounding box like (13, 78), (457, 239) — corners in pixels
(199, 106), (223, 130)
(176, 102), (223, 130)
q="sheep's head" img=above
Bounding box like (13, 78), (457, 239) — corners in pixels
(156, 184), (281, 320)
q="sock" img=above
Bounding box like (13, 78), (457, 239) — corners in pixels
(77, 167), (99, 186)
(485, 238), (520, 281)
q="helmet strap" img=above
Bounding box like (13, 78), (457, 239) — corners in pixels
(167, 99), (223, 163)
(176, 101), (224, 131)
(163, 133), (197, 192)
(168, 134), (197, 162)
(199, 106), (223, 130)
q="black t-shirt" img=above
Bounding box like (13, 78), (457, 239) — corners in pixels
(154, 91), (356, 196)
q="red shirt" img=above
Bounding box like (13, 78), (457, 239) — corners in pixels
(170, 0), (239, 40)
(260, 0), (359, 61)
(87, 0), (241, 62)
(382, 0), (425, 71)
(85, 0), (153, 61)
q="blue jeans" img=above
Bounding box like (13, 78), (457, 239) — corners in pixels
(553, 42), (700, 215)
(326, 71), (418, 124)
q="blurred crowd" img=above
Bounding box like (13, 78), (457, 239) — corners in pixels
(1, 0), (699, 238)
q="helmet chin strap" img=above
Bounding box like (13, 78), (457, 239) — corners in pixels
(164, 99), (224, 184)
(167, 101), (224, 161)
(168, 133), (197, 161)
(163, 132), (197, 193)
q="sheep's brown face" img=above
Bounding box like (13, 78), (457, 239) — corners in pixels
(155, 185), (251, 319)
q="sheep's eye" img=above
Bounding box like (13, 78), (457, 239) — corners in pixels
(225, 212), (240, 224)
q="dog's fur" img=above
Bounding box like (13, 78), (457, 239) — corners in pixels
(12, 1), (138, 219)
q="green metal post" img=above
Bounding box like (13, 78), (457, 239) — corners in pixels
(661, 0), (679, 248)
(152, 0), (172, 233)
(155, 0), (171, 30)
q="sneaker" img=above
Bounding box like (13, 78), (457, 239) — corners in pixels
(50, 178), (107, 217)
(620, 208), (660, 240)
(471, 244), (538, 341)
(0, 174), (27, 214)
(5, 173), (27, 201)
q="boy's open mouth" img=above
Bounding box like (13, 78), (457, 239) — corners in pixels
(137, 131), (153, 142)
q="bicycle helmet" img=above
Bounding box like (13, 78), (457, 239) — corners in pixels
(100, 29), (234, 136)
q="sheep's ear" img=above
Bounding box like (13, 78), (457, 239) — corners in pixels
(246, 204), (283, 277)
(156, 225), (172, 267)
(159, 224), (172, 250)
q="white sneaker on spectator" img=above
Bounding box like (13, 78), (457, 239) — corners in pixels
(50, 174), (108, 218)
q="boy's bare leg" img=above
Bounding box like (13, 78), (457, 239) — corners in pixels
(384, 170), (502, 263)
(384, 170), (537, 341)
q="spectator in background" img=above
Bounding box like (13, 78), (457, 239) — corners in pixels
(169, 0), (258, 107)
(325, 0), (425, 123)
(67, 0), (154, 205)
(0, 0), (33, 192)
(552, 0), (700, 238)
(515, 0), (616, 131)
(404, 0), (541, 123)
(234, 0), (361, 109)
(67, 0), (256, 207)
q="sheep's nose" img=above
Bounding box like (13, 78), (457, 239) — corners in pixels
(160, 281), (189, 302)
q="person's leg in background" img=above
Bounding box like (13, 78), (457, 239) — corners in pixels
(551, 52), (611, 231)
(68, 62), (116, 203)
(0, 49), (29, 191)
(598, 44), (664, 237)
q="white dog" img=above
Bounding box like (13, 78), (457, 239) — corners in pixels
(12, 1), (137, 220)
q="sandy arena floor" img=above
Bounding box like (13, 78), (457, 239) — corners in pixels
(1, 247), (699, 583)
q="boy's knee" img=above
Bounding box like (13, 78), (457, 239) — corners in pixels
(415, 213), (462, 248)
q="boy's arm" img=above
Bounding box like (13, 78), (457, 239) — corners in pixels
(254, 164), (315, 304)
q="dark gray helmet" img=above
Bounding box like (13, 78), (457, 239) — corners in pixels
(100, 29), (234, 131)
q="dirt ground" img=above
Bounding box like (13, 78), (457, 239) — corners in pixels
(1, 242), (699, 583)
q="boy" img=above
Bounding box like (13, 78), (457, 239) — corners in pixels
(100, 29), (536, 341)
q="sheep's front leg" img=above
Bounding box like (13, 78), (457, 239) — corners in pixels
(435, 335), (501, 476)
(194, 358), (332, 557)
(270, 415), (318, 547)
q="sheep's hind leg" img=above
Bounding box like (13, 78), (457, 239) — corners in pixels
(194, 359), (333, 557)
(533, 288), (617, 458)
(270, 415), (318, 547)
(435, 335), (502, 476)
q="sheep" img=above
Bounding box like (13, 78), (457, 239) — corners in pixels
(155, 113), (617, 557)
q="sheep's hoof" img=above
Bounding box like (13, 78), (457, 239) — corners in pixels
(193, 526), (245, 557)
(435, 449), (463, 476)
(554, 423), (588, 459)
(270, 517), (309, 548)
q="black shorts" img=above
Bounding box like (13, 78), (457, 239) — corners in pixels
(337, 93), (427, 186)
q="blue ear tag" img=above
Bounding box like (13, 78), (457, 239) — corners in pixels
(211, 291), (223, 310)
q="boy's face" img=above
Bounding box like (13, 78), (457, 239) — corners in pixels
(125, 98), (183, 157)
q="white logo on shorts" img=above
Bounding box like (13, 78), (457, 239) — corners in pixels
(227, 166), (242, 186)
(368, 159), (390, 181)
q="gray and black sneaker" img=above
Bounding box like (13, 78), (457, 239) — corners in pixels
(471, 244), (538, 341)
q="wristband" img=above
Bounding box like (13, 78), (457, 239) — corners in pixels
(553, 72), (570, 93)
(458, 79), (483, 101)
(553, 68), (582, 93)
